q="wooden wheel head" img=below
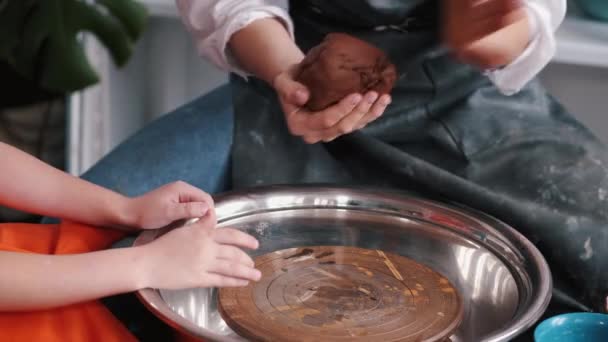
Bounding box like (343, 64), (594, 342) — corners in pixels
(218, 246), (463, 341)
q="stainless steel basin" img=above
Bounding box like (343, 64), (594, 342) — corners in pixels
(134, 185), (552, 341)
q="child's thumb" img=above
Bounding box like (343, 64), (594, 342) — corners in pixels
(172, 202), (209, 221)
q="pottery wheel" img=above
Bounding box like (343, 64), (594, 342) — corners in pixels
(218, 246), (463, 341)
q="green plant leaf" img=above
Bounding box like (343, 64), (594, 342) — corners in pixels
(98, 0), (148, 41)
(0, 0), (37, 66)
(0, 0), (148, 93)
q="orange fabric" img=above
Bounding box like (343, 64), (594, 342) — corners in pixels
(0, 221), (137, 342)
(175, 330), (206, 342)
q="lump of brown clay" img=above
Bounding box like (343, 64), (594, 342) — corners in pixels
(295, 33), (397, 111)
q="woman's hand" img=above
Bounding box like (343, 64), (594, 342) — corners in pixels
(138, 214), (261, 289)
(443, 0), (532, 69)
(228, 18), (391, 143)
(125, 181), (215, 230)
(273, 65), (392, 144)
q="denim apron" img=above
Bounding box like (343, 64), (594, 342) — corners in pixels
(230, 0), (608, 321)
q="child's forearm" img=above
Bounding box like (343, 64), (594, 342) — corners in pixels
(229, 18), (305, 85)
(0, 142), (136, 229)
(0, 248), (148, 311)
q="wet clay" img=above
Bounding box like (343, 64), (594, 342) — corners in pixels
(295, 33), (397, 111)
(218, 246), (463, 342)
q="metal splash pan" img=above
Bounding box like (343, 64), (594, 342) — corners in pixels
(133, 185), (551, 341)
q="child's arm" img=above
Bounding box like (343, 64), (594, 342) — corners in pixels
(0, 216), (261, 311)
(0, 142), (212, 230)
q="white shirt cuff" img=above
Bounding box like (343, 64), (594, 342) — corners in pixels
(485, 3), (557, 96)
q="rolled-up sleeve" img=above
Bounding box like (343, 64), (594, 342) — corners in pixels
(175, 0), (294, 77)
(485, 0), (567, 95)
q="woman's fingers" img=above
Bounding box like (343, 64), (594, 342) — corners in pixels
(305, 94), (363, 131)
(302, 92), (390, 143)
(355, 94), (391, 131)
(467, 0), (521, 21)
(321, 92), (378, 142)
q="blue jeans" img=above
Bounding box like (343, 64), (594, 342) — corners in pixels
(81, 84), (233, 198)
(43, 85), (233, 223)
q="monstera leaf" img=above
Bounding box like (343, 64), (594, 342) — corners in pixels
(0, 0), (148, 93)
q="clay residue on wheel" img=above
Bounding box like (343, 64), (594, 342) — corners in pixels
(218, 246), (464, 341)
(285, 248), (314, 259)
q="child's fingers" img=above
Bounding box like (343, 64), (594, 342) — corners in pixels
(169, 202), (210, 221)
(201, 206), (217, 228)
(204, 274), (250, 288)
(209, 260), (262, 281)
(217, 245), (255, 267)
(214, 228), (260, 250)
(172, 181), (215, 206)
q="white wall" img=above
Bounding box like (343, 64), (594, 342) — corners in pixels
(540, 63), (608, 143)
(143, 17), (228, 121)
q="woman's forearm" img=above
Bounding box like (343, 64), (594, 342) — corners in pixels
(229, 18), (304, 84)
(0, 248), (146, 311)
(0, 142), (135, 229)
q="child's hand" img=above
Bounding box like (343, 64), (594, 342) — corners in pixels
(126, 181), (214, 230)
(443, 0), (531, 69)
(138, 215), (261, 289)
(273, 65), (391, 144)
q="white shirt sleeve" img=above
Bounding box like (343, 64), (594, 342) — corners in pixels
(176, 0), (566, 93)
(485, 0), (567, 95)
(175, 0), (294, 78)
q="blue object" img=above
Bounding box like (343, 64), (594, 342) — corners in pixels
(576, 0), (608, 21)
(77, 84), (234, 197)
(41, 83), (234, 226)
(535, 313), (608, 341)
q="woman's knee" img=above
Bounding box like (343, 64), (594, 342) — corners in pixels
(80, 85), (235, 195)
